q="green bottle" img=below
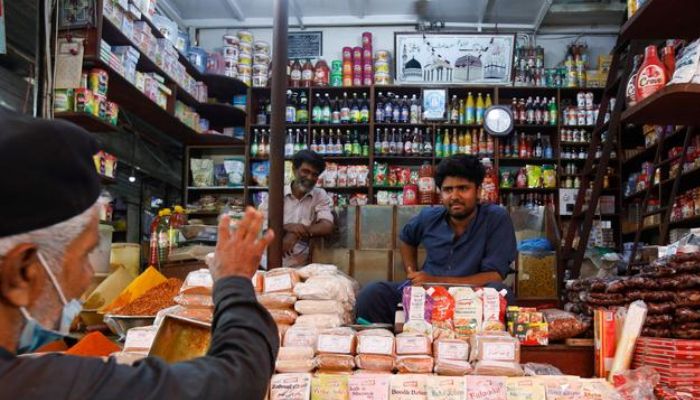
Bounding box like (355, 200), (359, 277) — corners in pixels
(352, 130), (361, 155)
(435, 129), (444, 158)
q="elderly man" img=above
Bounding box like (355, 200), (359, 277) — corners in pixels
(0, 109), (278, 399)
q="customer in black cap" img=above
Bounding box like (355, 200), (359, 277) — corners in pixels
(0, 108), (278, 399)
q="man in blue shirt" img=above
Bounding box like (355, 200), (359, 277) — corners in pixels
(356, 155), (517, 324)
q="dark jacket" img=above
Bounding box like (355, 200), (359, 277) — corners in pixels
(0, 277), (279, 400)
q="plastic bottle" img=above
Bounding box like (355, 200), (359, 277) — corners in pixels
(297, 91), (308, 123)
(476, 93), (485, 124)
(157, 208), (172, 267)
(636, 45), (667, 102)
(466, 92), (475, 124)
(301, 59), (314, 87)
(626, 55), (642, 107)
(290, 60), (302, 88)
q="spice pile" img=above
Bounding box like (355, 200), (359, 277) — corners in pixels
(65, 332), (121, 357)
(114, 278), (183, 316)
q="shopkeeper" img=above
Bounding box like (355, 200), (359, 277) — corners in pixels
(357, 155), (517, 324)
(260, 149), (335, 268)
(0, 110), (278, 399)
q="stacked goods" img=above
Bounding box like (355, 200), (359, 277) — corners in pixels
(262, 267), (301, 332)
(633, 337), (700, 398)
(566, 251), (700, 339)
(339, 32), (373, 87)
(237, 31), (253, 86)
(315, 327), (357, 373)
(432, 338), (471, 376)
(252, 40), (272, 88)
(469, 332), (523, 377)
(293, 264), (358, 327)
(54, 68), (120, 126)
(356, 329), (396, 373)
(374, 50), (392, 85)
(217, 31), (261, 86)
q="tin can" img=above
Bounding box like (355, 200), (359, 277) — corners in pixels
(54, 89), (74, 112)
(353, 63), (363, 75)
(363, 76), (373, 86)
(342, 47), (353, 60)
(237, 30), (253, 43)
(331, 60), (343, 74)
(343, 60), (353, 75)
(330, 73), (343, 87)
(362, 32), (372, 48)
(586, 109), (595, 125)
(577, 109), (586, 126)
(353, 47), (363, 61)
(576, 92), (586, 108)
(363, 63), (373, 74)
(585, 92), (594, 109)
(223, 34), (239, 46)
(375, 50), (391, 62)
(223, 45), (239, 59)
(343, 75), (353, 87)
(363, 48), (372, 62)
(74, 88), (93, 113)
(353, 75), (362, 87)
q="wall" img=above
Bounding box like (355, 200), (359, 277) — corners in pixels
(197, 26), (616, 69)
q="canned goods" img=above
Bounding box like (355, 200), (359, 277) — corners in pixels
(223, 35), (239, 46)
(253, 64), (268, 76)
(353, 64), (363, 75)
(362, 32), (372, 47)
(54, 89), (74, 112)
(375, 73), (391, 85)
(577, 109), (586, 126)
(331, 60), (343, 73)
(362, 48), (372, 62)
(586, 109), (595, 125)
(363, 76), (373, 86)
(253, 52), (270, 65)
(330, 74), (343, 87)
(576, 92), (586, 108)
(343, 60), (353, 75)
(239, 41), (252, 54)
(585, 92), (594, 109)
(238, 64), (252, 75)
(353, 47), (363, 61)
(74, 88), (93, 113)
(237, 30), (253, 43)
(567, 108), (577, 125)
(342, 47), (353, 60)
(89, 68), (109, 96)
(224, 57), (237, 69)
(343, 76), (353, 87)
(374, 62), (390, 74)
(375, 50), (390, 62)
(363, 63), (373, 74)
(238, 54), (252, 65)
(223, 46), (239, 59)
(252, 74), (268, 87)
(253, 40), (270, 54)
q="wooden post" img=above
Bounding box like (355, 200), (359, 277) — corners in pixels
(267, 0), (288, 269)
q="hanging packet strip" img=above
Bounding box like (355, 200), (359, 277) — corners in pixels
(402, 286), (433, 336)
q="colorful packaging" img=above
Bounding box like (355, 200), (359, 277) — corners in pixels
(594, 309), (617, 378)
(449, 287), (482, 337)
(311, 374), (349, 400)
(88, 68), (109, 96)
(402, 286), (433, 336)
(349, 374), (391, 400)
(506, 307), (549, 346)
(481, 288), (507, 332)
(465, 376), (507, 400)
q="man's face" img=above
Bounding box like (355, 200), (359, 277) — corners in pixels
(439, 176), (479, 220)
(293, 162), (321, 193)
(28, 213), (99, 329)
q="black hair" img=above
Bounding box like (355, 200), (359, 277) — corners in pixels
(435, 154), (485, 188)
(292, 150), (325, 174)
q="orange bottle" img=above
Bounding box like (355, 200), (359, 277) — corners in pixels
(418, 162), (435, 205)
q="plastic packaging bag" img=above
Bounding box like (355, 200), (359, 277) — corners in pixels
(427, 286), (455, 340)
(426, 376), (467, 400)
(278, 346), (315, 361)
(355, 354), (395, 372)
(270, 309), (298, 325)
(276, 358), (316, 373)
(311, 374), (350, 400)
(402, 286), (433, 336)
(609, 301), (648, 380)
(316, 329), (357, 355)
(466, 376), (507, 400)
(433, 338), (469, 361)
(264, 268), (300, 294)
(297, 263), (338, 280)
(294, 273), (357, 304)
(179, 269), (213, 295)
(470, 332), (520, 363)
(357, 334), (395, 356)
(473, 360), (524, 377)
(348, 374), (391, 400)
(522, 362), (563, 376)
(258, 293), (297, 310)
(396, 333), (432, 356)
(433, 359), (473, 376)
(295, 314), (343, 329)
(315, 354), (356, 372)
(295, 300), (347, 315)
(395, 355), (434, 374)
(542, 309), (587, 341)
(449, 287), (482, 337)
(283, 326), (320, 348)
(173, 293), (214, 308)
(482, 287), (507, 332)
(612, 366), (658, 400)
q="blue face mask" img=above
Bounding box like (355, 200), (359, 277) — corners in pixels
(16, 253), (83, 354)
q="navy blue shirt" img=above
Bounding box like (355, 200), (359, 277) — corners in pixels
(400, 204), (517, 278)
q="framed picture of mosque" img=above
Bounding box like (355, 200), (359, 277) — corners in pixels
(394, 32), (515, 85)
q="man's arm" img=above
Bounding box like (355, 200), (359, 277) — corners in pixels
(408, 271), (503, 286)
(400, 240), (419, 274)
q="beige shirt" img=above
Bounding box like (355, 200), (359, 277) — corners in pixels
(259, 184), (334, 268)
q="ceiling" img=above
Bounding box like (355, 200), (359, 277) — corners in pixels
(161, 0), (626, 32)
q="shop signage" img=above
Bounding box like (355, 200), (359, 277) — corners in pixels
(394, 32), (515, 85)
(288, 31), (322, 59)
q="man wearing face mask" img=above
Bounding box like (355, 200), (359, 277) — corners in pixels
(356, 155), (517, 324)
(259, 149), (335, 268)
(0, 109), (278, 399)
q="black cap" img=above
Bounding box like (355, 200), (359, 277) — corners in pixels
(0, 109), (101, 237)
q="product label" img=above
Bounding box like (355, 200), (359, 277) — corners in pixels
(270, 373), (312, 400)
(185, 270), (213, 289)
(437, 341), (469, 361)
(317, 334), (354, 354)
(481, 343), (516, 362)
(264, 273), (293, 293)
(407, 287), (427, 321)
(123, 326), (158, 354)
(636, 65), (666, 99)
(358, 336), (394, 355)
(348, 374), (390, 400)
(427, 376), (466, 400)
(397, 336), (430, 355)
(311, 374), (348, 400)
(389, 375), (427, 400)
(466, 376), (507, 400)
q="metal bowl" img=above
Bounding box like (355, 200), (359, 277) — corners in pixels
(103, 314), (155, 340)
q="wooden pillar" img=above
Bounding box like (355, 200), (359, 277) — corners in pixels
(267, 0), (288, 269)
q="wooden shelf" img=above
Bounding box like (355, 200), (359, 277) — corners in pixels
(186, 186), (245, 191)
(373, 186), (405, 190)
(499, 187), (557, 192)
(375, 122), (432, 127)
(620, 0), (700, 41)
(141, 15), (203, 80)
(101, 17), (200, 108)
(196, 103), (246, 127)
(435, 123), (483, 129)
(561, 125), (596, 129)
(514, 124), (557, 129)
(323, 186), (369, 191)
(54, 112), (118, 132)
(323, 156), (370, 161)
(309, 123), (369, 129)
(251, 123), (308, 129)
(191, 134), (245, 146)
(202, 73), (248, 101)
(100, 175), (117, 185)
(560, 141), (590, 146)
(499, 157), (557, 163)
(622, 84), (700, 125)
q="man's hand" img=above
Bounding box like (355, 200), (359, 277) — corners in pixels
(284, 223), (309, 239)
(407, 271), (434, 286)
(211, 207), (274, 281)
(282, 232), (299, 254)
